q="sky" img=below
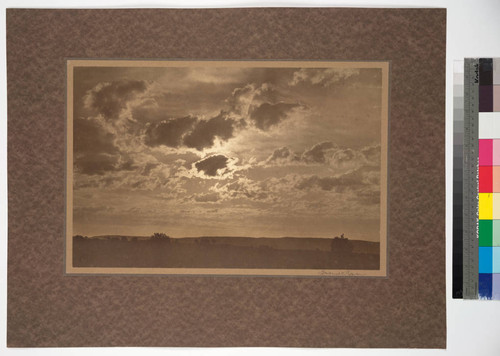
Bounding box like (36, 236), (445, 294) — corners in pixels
(71, 62), (386, 241)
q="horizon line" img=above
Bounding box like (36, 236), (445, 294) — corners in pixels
(73, 234), (379, 242)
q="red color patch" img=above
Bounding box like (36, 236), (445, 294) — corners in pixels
(480, 166), (493, 192)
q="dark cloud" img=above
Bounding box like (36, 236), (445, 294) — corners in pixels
(184, 112), (235, 150)
(130, 180), (147, 189)
(73, 117), (138, 175)
(74, 117), (125, 175)
(144, 116), (197, 147)
(141, 163), (159, 176)
(268, 147), (296, 161)
(74, 117), (118, 156)
(118, 158), (136, 171)
(74, 153), (120, 176)
(250, 102), (300, 130)
(252, 83), (281, 103)
(85, 80), (148, 119)
(301, 141), (336, 163)
(193, 192), (220, 202)
(89, 156), (134, 175)
(266, 147), (300, 164)
(144, 113), (236, 150)
(227, 83), (282, 115)
(195, 155), (229, 176)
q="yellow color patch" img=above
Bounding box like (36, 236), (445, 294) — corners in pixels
(479, 193), (493, 220)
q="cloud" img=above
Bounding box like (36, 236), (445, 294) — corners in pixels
(295, 167), (376, 193)
(74, 159), (190, 192)
(74, 117), (136, 175)
(264, 142), (380, 172)
(227, 83), (304, 132)
(227, 84), (255, 115)
(252, 83), (281, 103)
(84, 80), (148, 119)
(193, 192), (220, 202)
(289, 68), (360, 87)
(249, 102), (300, 130)
(144, 113), (237, 150)
(263, 142), (379, 172)
(141, 162), (159, 176)
(361, 145), (381, 163)
(301, 141), (336, 163)
(74, 153), (120, 176)
(194, 155), (229, 176)
(74, 117), (118, 156)
(144, 116), (197, 147)
(215, 178), (270, 201)
(265, 147), (301, 165)
(227, 83), (281, 116)
(183, 112), (235, 150)
(329, 148), (364, 169)
(296, 175), (341, 192)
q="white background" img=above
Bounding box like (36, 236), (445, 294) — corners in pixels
(1, 0), (500, 355)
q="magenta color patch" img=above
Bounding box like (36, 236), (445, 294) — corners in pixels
(479, 139), (493, 166)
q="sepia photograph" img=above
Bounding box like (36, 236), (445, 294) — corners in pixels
(66, 60), (388, 276)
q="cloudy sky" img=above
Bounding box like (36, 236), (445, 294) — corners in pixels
(70, 62), (386, 241)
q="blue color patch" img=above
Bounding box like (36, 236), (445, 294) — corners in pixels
(479, 273), (493, 300)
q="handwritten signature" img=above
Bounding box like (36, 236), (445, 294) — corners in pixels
(319, 270), (360, 276)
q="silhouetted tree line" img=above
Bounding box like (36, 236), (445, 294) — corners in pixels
(151, 232), (170, 240)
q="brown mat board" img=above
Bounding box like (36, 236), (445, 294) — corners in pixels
(7, 8), (446, 348)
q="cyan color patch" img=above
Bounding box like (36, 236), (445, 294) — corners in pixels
(479, 247), (493, 273)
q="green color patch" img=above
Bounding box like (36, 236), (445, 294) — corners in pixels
(480, 220), (493, 247)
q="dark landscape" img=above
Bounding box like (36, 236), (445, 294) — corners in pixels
(73, 234), (380, 270)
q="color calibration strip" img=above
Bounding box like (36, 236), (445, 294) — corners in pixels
(477, 58), (500, 299)
(458, 59), (500, 299)
(463, 58), (479, 299)
(453, 60), (464, 298)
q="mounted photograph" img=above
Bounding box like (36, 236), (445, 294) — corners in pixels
(66, 60), (389, 276)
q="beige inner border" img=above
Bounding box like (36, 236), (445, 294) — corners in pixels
(66, 60), (389, 277)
